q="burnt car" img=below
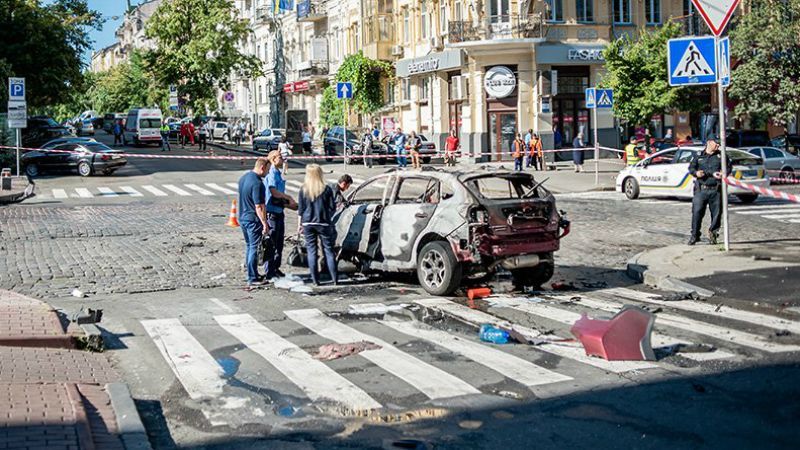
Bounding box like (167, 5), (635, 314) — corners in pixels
(334, 169), (570, 295)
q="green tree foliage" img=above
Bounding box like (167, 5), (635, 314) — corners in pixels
(144, 0), (262, 112)
(0, 0), (101, 108)
(319, 52), (393, 127)
(729, 0), (800, 127)
(601, 21), (705, 127)
(319, 86), (345, 127)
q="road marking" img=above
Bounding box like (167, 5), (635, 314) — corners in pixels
(379, 318), (573, 387)
(96, 187), (119, 197)
(141, 319), (225, 399)
(760, 213), (800, 220)
(414, 298), (657, 373)
(205, 183), (237, 195)
(216, 314), (381, 411)
(52, 189), (68, 199)
(184, 184), (215, 196)
(602, 287), (800, 335)
(119, 186), (144, 197)
(142, 185), (168, 197)
(162, 184), (192, 196)
(74, 188), (93, 198)
(731, 203), (798, 212)
(209, 298), (234, 312)
(285, 308), (481, 399)
(226, 182), (239, 190)
(732, 206), (800, 214)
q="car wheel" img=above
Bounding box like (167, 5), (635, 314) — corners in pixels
(417, 241), (462, 296)
(377, 157), (387, 165)
(736, 193), (758, 204)
(624, 177), (640, 200)
(102, 169), (117, 176)
(780, 168), (795, 183)
(78, 161), (92, 177)
(511, 254), (554, 289)
(422, 157), (431, 164)
(24, 163), (39, 178)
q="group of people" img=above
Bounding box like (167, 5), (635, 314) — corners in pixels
(512, 129), (546, 172)
(237, 151), (355, 288)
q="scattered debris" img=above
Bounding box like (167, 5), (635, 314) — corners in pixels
(458, 420), (483, 430)
(669, 343), (716, 354)
(775, 329), (791, 337)
(141, 265), (153, 270)
(659, 292), (701, 301)
(276, 405), (297, 417)
(479, 324), (510, 344)
(232, 296), (254, 302)
(558, 296), (582, 306)
(714, 304), (723, 312)
(290, 285), (313, 294)
(580, 281), (608, 289)
(551, 281), (576, 291)
(348, 303), (409, 315)
(71, 289), (85, 298)
(467, 287), (492, 300)
(496, 390), (522, 400)
(641, 305), (663, 314)
(570, 306), (657, 361)
(273, 274), (305, 290)
(210, 273), (227, 281)
(313, 341), (381, 361)
(752, 255), (772, 261)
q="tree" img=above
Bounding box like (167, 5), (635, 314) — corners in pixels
(144, 0), (262, 112)
(601, 21), (705, 127)
(0, 0), (101, 108)
(319, 52), (393, 127)
(729, 0), (800, 128)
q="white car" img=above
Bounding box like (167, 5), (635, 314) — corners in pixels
(616, 146), (769, 204)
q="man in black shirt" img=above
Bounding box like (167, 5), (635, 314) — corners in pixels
(688, 138), (730, 245)
(333, 174), (353, 211)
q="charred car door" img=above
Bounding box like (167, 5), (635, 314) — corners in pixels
(335, 175), (395, 259)
(378, 176), (439, 263)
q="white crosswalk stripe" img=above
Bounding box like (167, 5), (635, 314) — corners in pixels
(52, 189), (68, 199)
(285, 308), (482, 399)
(142, 185), (168, 197)
(74, 187), (93, 198)
(184, 183), (215, 196)
(119, 186), (143, 197)
(97, 187), (119, 197)
(162, 184), (192, 196)
(205, 183), (237, 195)
(226, 182), (239, 190)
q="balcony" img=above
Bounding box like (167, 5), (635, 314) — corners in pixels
(448, 14), (547, 44)
(362, 14), (395, 61)
(297, 60), (329, 78)
(297, 0), (326, 22)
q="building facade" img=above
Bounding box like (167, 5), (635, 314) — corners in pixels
(89, 0), (163, 73)
(90, 42), (124, 73)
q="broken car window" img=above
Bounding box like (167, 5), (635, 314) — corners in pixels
(395, 178), (438, 204)
(350, 178), (390, 205)
(470, 176), (540, 200)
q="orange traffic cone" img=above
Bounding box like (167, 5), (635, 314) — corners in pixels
(226, 199), (240, 227)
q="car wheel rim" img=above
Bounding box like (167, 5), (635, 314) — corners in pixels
(625, 180), (633, 196)
(421, 249), (446, 289)
(26, 165), (38, 176)
(79, 164), (90, 176)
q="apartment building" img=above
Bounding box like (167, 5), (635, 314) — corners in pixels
(89, 0), (163, 73)
(90, 42), (124, 73)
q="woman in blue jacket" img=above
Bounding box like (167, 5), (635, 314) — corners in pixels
(298, 164), (338, 285)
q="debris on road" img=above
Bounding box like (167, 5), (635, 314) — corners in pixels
(71, 288), (85, 298)
(479, 324), (510, 344)
(659, 291), (701, 301)
(313, 341), (381, 361)
(347, 303), (409, 316)
(210, 273), (227, 280)
(570, 306), (657, 361)
(467, 287), (492, 300)
(273, 274), (305, 290)
(551, 281), (576, 291)
(496, 390), (522, 400)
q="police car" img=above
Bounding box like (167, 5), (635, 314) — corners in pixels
(616, 145), (769, 204)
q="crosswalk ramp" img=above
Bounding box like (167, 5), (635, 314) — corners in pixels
(138, 289), (800, 424)
(730, 201), (800, 224)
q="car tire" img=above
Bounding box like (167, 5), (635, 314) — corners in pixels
(780, 167), (795, 183)
(417, 241), (462, 296)
(624, 177), (640, 200)
(24, 163), (39, 178)
(511, 254), (555, 289)
(78, 161), (92, 177)
(377, 157), (387, 165)
(422, 157), (431, 164)
(736, 193), (758, 204)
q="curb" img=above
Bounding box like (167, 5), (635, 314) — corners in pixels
(106, 382), (153, 450)
(626, 251), (715, 298)
(207, 141), (262, 156)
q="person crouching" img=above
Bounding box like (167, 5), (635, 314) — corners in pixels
(298, 164), (338, 286)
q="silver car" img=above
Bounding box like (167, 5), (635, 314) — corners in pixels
(744, 147), (800, 182)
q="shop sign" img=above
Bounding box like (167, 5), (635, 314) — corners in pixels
(382, 117), (396, 135)
(396, 50), (465, 77)
(563, 116), (574, 123)
(484, 66), (516, 98)
(541, 97), (551, 114)
(536, 44), (608, 65)
(283, 81), (310, 93)
(568, 49), (604, 61)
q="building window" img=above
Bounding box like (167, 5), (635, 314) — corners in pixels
(683, 0), (694, 15)
(420, 77), (430, 101)
(544, 0), (563, 22)
(645, 0), (661, 24)
(576, 0), (593, 22)
(386, 82), (395, 105)
(420, 3), (429, 39)
(258, 84), (262, 104)
(489, 0), (510, 18)
(612, 0), (631, 24)
(454, 0), (463, 22)
(403, 9), (410, 43)
(401, 79), (411, 101)
(440, 2), (448, 35)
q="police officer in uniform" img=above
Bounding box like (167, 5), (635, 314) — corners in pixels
(688, 138), (730, 245)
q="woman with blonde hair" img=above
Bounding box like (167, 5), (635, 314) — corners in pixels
(297, 164), (338, 285)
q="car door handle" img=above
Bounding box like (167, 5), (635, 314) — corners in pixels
(415, 212), (428, 218)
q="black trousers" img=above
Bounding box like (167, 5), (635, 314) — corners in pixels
(691, 187), (722, 238)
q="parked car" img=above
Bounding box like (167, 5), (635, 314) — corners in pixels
(123, 108), (163, 146)
(102, 113), (126, 134)
(21, 116), (73, 149)
(616, 146), (769, 204)
(770, 134), (800, 156)
(323, 126), (359, 161)
(334, 169), (570, 295)
(744, 146), (800, 182)
(209, 121), (230, 140)
(725, 130), (771, 148)
(353, 139), (391, 164)
(417, 134), (439, 163)
(252, 128), (285, 152)
(22, 138), (126, 177)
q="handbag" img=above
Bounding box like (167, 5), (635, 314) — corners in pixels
(286, 234), (308, 267)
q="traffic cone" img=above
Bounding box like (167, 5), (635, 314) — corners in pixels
(226, 199), (239, 227)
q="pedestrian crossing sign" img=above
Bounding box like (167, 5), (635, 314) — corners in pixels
(585, 88), (596, 108)
(718, 37), (730, 88)
(668, 36), (717, 86)
(596, 89), (613, 109)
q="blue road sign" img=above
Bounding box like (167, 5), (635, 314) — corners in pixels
(718, 37), (730, 88)
(668, 36), (717, 86)
(585, 88), (596, 109)
(336, 82), (353, 100)
(596, 89), (613, 108)
(8, 77), (25, 101)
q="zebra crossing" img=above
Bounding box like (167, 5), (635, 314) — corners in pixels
(138, 287), (800, 421)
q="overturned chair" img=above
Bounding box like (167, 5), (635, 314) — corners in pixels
(570, 305), (657, 361)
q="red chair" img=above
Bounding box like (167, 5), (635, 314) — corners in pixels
(570, 305), (657, 361)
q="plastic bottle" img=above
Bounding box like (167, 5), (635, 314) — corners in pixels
(479, 324), (510, 344)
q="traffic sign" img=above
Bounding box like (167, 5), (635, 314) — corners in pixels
(223, 91), (234, 102)
(336, 82), (353, 100)
(668, 36), (717, 86)
(596, 89), (613, 108)
(585, 88), (596, 109)
(7, 100), (27, 128)
(718, 37), (730, 87)
(691, 0), (740, 36)
(8, 77), (25, 101)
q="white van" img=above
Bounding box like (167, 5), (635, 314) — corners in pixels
(123, 108), (163, 146)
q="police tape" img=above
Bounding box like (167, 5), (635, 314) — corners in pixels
(724, 177), (800, 203)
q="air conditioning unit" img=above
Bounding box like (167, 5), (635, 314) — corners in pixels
(451, 75), (466, 100)
(430, 36), (443, 50)
(391, 45), (404, 57)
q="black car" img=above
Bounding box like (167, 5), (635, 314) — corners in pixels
(22, 138), (127, 177)
(323, 126), (359, 161)
(21, 116), (73, 149)
(726, 130), (771, 148)
(771, 134), (800, 156)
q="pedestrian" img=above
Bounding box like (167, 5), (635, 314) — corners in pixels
(625, 137), (640, 166)
(393, 127), (407, 168)
(361, 130), (374, 168)
(333, 174), (353, 210)
(572, 132), (585, 172)
(302, 127), (312, 155)
(160, 122), (171, 151)
(524, 129), (533, 168)
(197, 122), (208, 151)
(233, 121), (243, 147)
(113, 120), (123, 146)
(187, 121), (196, 146)
(512, 133), (525, 171)
(407, 130), (422, 170)
(278, 136), (292, 173)
(298, 164), (338, 286)
(372, 125), (380, 140)
(553, 126), (563, 149)
(238, 157), (271, 287)
(529, 132), (543, 171)
(688, 138), (730, 245)
(263, 150), (298, 280)
(444, 129), (460, 167)
(664, 128), (674, 143)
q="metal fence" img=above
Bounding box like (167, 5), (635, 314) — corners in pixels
(448, 14), (547, 43)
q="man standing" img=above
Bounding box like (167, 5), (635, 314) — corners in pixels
(524, 129), (533, 168)
(625, 137), (640, 166)
(361, 130), (374, 168)
(529, 132), (543, 171)
(333, 174), (353, 210)
(407, 130), (422, 170)
(688, 138), (730, 245)
(113, 120), (123, 146)
(198, 122), (209, 151)
(264, 150), (298, 280)
(444, 129), (460, 167)
(160, 123), (171, 152)
(238, 158), (271, 287)
(393, 127), (407, 168)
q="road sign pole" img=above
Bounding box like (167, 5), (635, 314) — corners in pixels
(593, 107), (599, 185)
(716, 34), (730, 251)
(15, 129), (20, 177)
(343, 99), (348, 170)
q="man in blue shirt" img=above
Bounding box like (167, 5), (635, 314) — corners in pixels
(393, 127), (407, 168)
(264, 150), (298, 279)
(238, 158), (270, 286)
